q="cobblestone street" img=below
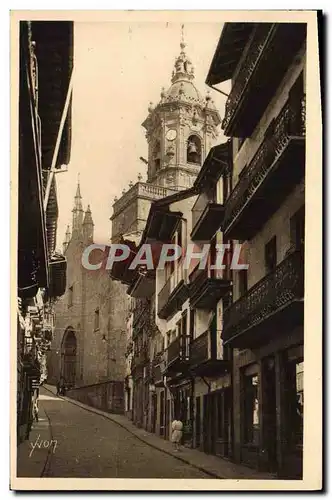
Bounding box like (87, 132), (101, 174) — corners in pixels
(18, 387), (209, 479)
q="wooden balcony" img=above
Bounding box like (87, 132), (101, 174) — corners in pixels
(189, 329), (230, 376)
(189, 265), (231, 309)
(223, 249), (304, 348)
(223, 95), (305, 241)
(164, 335), (190, 375)
(157, 270), (189, 320)
(191, 192), (225, 242)
(152, 352), (165, 387)
(222, 23), (306, 137)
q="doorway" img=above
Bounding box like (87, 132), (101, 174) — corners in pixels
(262, 356), (277, 471)
(61, 328), (77, 387)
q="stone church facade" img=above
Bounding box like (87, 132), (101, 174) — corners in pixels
(47, 184), (127, 412)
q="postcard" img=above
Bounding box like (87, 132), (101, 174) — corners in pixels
(11, 9), (322, 491)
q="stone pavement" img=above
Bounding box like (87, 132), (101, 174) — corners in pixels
(16, 392), (56, 477)
(44, 384), (275, 480)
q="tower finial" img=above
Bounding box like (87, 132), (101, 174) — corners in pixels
(180, 24), (185, 51)
(171, 24), (194, 83)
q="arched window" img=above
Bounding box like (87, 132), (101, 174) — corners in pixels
(154, 140), (161, 172)
(187, 135), (201, 165)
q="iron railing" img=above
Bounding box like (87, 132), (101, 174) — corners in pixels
(222, 23), (274, 130)
(223, 95), (306, 232)
(223, 249), (304, 341)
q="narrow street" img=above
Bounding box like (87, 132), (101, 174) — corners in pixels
(34, 388), (209, 479)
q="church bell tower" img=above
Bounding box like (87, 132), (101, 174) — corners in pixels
(142, 27), (221, 190)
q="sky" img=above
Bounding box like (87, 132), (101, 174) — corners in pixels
(56, 20), (231, 248)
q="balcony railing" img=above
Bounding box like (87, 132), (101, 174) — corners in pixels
(166, 335), (190, 369)
(191, 191), (225, 242)
(222, 23), (274, 132)
(192, 192), (212, 229)
(190, 330), (210, 366)
(223, 249), (304, 346)
(157, 277), (171, 316)
(223, 95), (305, 239)
(157, 262), (188, 319)
(222, 23), (306, 137)
(189, 264), (231, 309)
(112, 182), (178, 218)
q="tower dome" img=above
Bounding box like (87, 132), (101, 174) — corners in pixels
(141, 25), (221, 190)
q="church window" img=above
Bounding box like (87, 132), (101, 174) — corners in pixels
(154, 140), (161, 173)
(187, 135), (201, 165)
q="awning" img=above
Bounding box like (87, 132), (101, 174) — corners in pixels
(45, 175), (59, 256)
(109, 238), (139, 285)
(30, 21), (73, 170)
(141, 187), (196, 243)
(206, 23), (254, 86)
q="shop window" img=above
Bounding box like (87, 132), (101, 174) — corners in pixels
(195, 396), (201, 448)
(285, 352), (304, 450)
(243, 372), (260, 446)
(265, 236), (277, 273)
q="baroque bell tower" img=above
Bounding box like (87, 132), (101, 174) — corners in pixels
(142, 27), (221, 190)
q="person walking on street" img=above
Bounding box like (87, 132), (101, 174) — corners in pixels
(171, 417), (183, 452)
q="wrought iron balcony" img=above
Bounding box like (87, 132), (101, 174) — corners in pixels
(157, 264), (189, 320)
(191, 191), (225, 242)
(223, 249), (304, 348)
(189, 329), (230, 376)
(222, 22), (306, 137)
(189, 265), (231, 309)
(165, 335), (190, 375)
(223, 95), (305, 240)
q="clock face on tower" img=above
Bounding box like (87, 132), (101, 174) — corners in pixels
(166, 129), (177, 141)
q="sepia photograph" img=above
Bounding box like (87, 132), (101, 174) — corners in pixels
(10, 10), (322, 491)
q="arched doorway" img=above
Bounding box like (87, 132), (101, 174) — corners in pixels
(61, 328), (77, 387)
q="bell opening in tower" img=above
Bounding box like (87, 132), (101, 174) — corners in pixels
(187, 135), (201, 165)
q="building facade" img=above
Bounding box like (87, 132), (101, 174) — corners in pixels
(17, 21), (73, 443)
(206, 22), (306, 478)
(117, 22), (306, 480)
(110, 34), (221, 430)
(48, 185), (126, 414)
